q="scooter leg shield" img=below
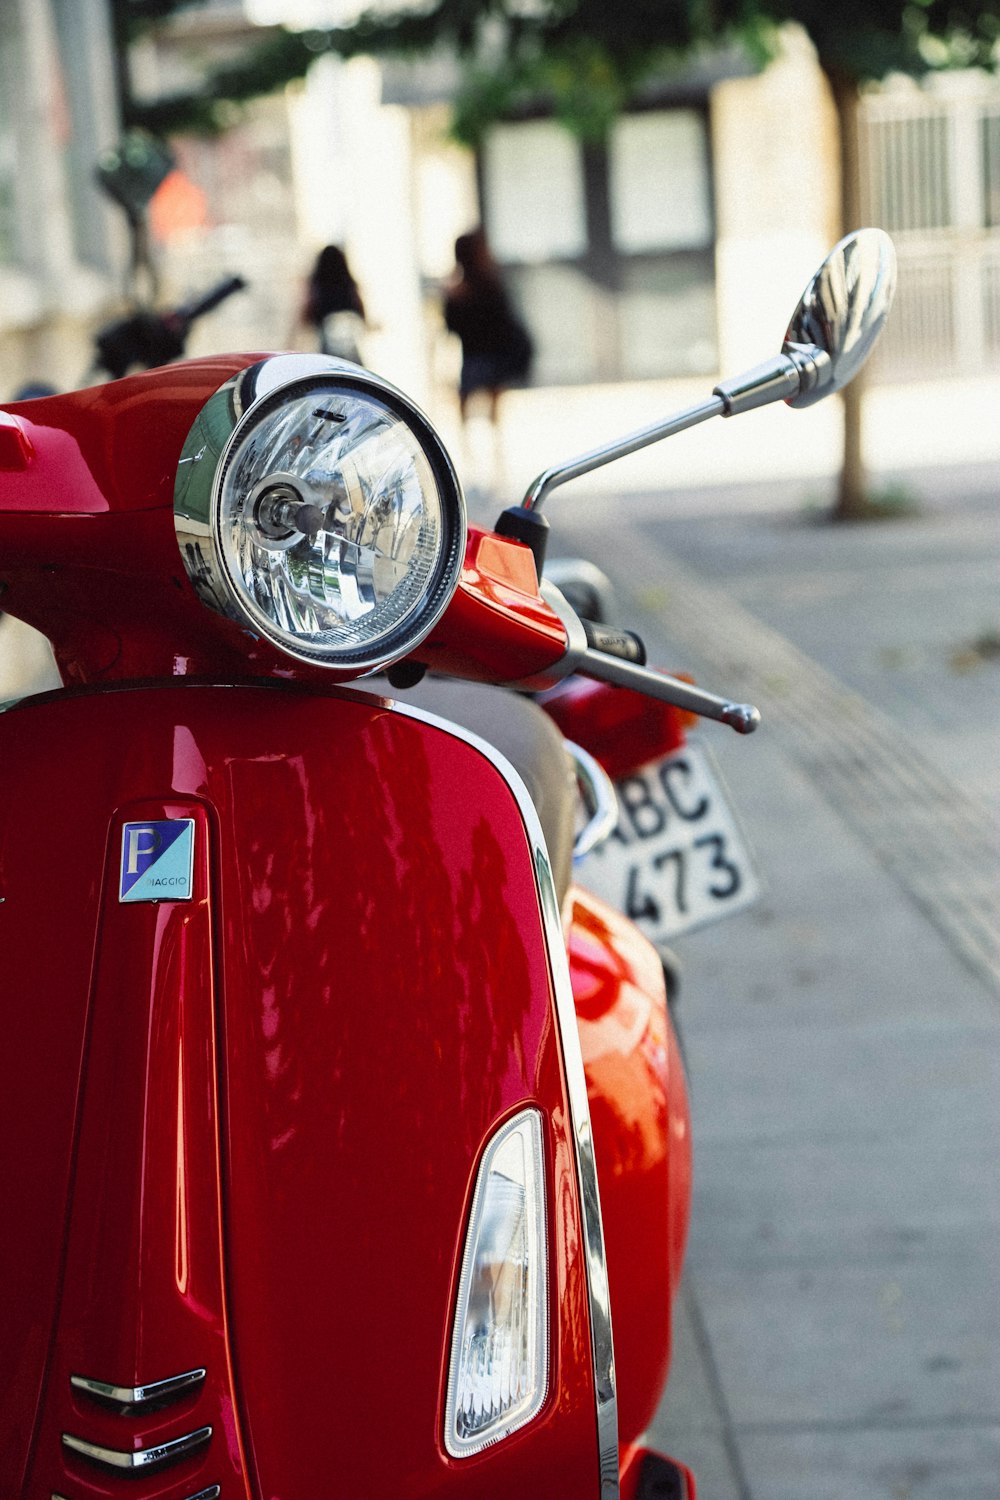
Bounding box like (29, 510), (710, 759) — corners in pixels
(1, 682), (613, 1498)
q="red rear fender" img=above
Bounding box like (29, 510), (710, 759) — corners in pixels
(569, 886), (692, 1446)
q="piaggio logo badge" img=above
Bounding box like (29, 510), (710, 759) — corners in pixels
(119, 820), (195, 903)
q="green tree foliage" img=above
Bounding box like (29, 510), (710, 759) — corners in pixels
(121, 0), (1000, 140)
(120, 0), (1000, 515)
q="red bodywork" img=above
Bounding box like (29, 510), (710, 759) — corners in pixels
(0, 365), (694, 1497)
(541, 676), (689, 781)
(0, 364), (568, 689)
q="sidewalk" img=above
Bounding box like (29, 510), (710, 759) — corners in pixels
(556, 465), (1000, 1498)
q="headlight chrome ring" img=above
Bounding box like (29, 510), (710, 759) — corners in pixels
(174, 354), (466, 674)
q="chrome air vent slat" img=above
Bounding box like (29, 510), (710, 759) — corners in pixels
(61, 1424), (212, 1472)
(70, 1367), (206, 1412)
(53, 1490), (219, 1500)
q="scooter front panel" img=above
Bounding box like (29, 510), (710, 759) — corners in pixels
(212, 687), (600, 1496)
(0, 682), (604, 1498)
(0, 703), (251, 1499)
(0, 702), (122, 1496)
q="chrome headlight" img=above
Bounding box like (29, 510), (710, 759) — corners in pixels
(444, 1108), (549, 1456)
(174, 355), (466, 673)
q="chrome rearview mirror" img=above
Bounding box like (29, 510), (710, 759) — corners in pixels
(711, 226), (897, 418)
(510, 228), (896, 522)
(782, 227), (897, 408)
(499, 230), (896, 739)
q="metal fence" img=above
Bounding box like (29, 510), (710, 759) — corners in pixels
(860, 83), (1000, 380)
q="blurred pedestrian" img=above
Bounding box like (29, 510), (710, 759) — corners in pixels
(300, 244), (368, 363)
(443, 228), (533, 423)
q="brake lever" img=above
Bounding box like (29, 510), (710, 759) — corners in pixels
(578, 650), (760, 734)
(527, 581), (761, 735)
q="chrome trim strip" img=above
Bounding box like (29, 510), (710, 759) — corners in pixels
(61, 1425), (211, 1472)
(565, 740), (619, 862)
(185, 1489), (221, 1500)
(521, 394), (725, 513)
(390, 698), (619, 1498)
(70, 1367), (206, 1410)
(530, 830), (620, 1500)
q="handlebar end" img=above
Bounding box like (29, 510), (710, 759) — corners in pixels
(722, 702), (761, 734)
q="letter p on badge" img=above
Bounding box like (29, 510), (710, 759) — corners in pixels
(119, 819), (195, 903)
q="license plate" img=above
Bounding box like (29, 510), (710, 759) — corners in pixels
(576, 740), (761, 945)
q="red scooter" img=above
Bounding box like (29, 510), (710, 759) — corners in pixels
(0, 231), (893, 1500)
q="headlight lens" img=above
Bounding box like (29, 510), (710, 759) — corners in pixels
(174, 357), (465, 672)
(444, 1109), (548, 1457)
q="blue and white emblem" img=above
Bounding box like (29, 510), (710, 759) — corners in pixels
(119, 820), (195, 903)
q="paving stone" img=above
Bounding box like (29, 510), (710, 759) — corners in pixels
(686, 1131), (999, 1271)
(674, 734), (998, 1032)
(648, 1287), (747, 1498)
(559, 473), (1000, 1497)
(693, 1231), (1000, 1429)
(739, 1422), (1000, 1500)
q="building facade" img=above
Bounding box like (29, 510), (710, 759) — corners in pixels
(2, 2), (998, 476)
(860, 70), (1000, 381)
(0, 0), (123, 397)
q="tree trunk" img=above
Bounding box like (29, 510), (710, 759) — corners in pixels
(826, 67), (871, 521)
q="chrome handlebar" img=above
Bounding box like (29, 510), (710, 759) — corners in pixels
(518, 583), (761, 735)
(579, 650), (761, 734)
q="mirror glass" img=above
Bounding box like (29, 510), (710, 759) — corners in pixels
(783, 228), (896, 407)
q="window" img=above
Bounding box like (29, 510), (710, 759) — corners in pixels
(861, 81), (1000, 376)
(482, 108), (717, 385)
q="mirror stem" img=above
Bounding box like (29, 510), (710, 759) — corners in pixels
(713, 345), (831, 416)
(518, 340), (831, 516)
(713, 354), (800, 416)
(520, 394), (725, 514)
